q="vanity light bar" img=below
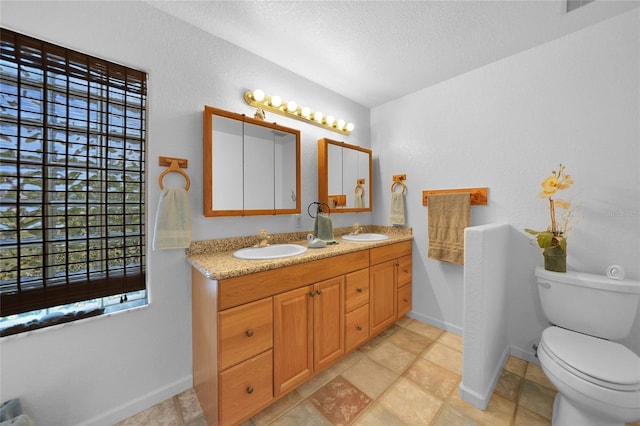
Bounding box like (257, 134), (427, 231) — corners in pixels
(244, 89), (354, 135)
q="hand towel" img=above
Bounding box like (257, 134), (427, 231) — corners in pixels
(427, 193), (470, 265)
(153, 188), (192, 250)
(390, 192), (406, 225)
(354, 193), (365, 208)
(313, 212), (336, 244)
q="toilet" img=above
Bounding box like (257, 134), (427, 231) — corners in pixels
(535, 266), (640, 426)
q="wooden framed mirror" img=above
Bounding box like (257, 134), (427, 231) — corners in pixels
(318, 138), (372, 213)
(203, 106), (301, 216)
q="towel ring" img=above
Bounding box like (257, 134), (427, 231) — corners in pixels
(391, 181), (406, 194)
(159, 160), (191, 191)
(307, 201), (330, 218)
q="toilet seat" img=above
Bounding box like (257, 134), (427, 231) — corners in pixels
(540, 327), (640, 392)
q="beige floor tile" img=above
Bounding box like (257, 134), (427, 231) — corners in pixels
(513, 406), (551, 426)
(525, 363), (556, 391)
(404, 358), (459, 400)
(329, 348), (365, 373)
(378, 377), (444, 425)
(518, 380), (557, 420)
(494, 370), (523, 402)
(504, 356), (527, 377)
(295, 366), (340, 398)
(269, 400), (331, 426)
(445, 391), (516, 426)
(437, 331), (463, 352)
(404, 319), (445, 340)
(395, 316), (413, 328)
(386, 327), (432, 355)
(432, 404), (482, 426)
(422, 342), (463, 374)
(116, 399), (181, 426)
(352, 402), (407, 426)
(341, 356), (400, 400)
(175, 388), (203, 424)
(366, 341), (417, 375)
(186, 415), (208, 426)
(252, 390), (304, 426)
(357, 332), (387, 353)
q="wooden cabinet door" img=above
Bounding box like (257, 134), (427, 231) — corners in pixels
(313, 276), (345, 372)
(273, 286), (313, 397)
(370, 260), (397, 336)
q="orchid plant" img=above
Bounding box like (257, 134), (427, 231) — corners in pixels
(525, 164), (574, 251)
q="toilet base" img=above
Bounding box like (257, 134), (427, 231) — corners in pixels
(552, 393), (625, 426)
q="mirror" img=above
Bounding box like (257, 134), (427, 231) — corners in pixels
(204, 106), (301, 216)
(318, 138), (372, 213)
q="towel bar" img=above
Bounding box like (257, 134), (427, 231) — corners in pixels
(159, 156), (191, 191)
(391, 174), (407, 193)
(422, 187), (488, 205)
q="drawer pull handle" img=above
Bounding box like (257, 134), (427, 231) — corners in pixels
(246, 329), (254, 337)
(403, 298), (409, 302)
(309, 291), (315, 297)
(357, 325), (362, 331)
(403, 269), (409, 274)
(316, 289), (322, 295)
(356, 288), (363, 293)
(247, 386), (254, 394)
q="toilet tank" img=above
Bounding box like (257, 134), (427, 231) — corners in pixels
(535, 266), (640, 340)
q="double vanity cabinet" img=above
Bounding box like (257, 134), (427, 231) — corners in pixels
(190, 238), (412, 425)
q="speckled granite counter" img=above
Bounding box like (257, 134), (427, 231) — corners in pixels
(187, 225), (413, 280)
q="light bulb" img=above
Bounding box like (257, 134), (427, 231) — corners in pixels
(337, 119), (345, 130)
(314, 112), (323, 123)
(326, 115), (335, 126)
(346, 123), (355, 132)
(252, 89), (265, 102)
(301, 107), (311, 118)
(286, 100), (297, 113)
(270, 95), (282, 107)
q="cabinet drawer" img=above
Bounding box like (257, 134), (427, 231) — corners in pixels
(345, 269), (369, 312)
(397, 255), (412, 288)
(219, 349), (273, 426)
(345, 304), (370, 352)
(219, 298), (273, 370)
(370, 240), (412, 265)
(397, 284), (412, 319)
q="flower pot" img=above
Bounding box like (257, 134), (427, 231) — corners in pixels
(543, 245), (566, 273)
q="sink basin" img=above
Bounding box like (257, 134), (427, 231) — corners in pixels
(341, 233), (389, 242)
(233, 244), (307, 260)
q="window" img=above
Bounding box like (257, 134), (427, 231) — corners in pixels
(0, 29), (147, 336)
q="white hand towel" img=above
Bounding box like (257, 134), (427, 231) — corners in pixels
(153, 188), (192, 250)
(390, 192), (405, 225)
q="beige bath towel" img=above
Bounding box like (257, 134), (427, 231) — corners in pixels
(427, 193), (470, 265)
(390, 192), (406, 225)
(153, 188), (192, 250)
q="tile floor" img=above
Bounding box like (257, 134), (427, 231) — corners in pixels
(118, 317), (568, 425)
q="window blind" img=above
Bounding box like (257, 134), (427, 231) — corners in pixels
(0, 28), (147, 317)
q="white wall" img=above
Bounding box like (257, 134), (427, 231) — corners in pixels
(372, 7), (640, 359)
(0, 2), (370, 425)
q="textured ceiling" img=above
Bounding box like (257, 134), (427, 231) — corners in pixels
(147, 0), (638, 108)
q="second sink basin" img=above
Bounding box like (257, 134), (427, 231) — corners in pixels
(233, 244), (307, 260)
(341, 233), (389, 242)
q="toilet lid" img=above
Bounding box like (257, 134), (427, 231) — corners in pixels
(541, 327), (640, 391)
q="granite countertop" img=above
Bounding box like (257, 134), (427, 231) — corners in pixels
(187, 225), (413, 280)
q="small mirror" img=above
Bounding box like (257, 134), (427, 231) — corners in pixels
(204, 106), (301, 216)
(318, 138), (372, 213)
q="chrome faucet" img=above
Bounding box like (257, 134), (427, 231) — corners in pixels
(349, 222), (362, 236)
(254, 229), (271, 247)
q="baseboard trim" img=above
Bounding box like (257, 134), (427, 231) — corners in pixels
(77, 375), (193, 426)
(407, 311), (463, 335)
(510, 345), (540, 365)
